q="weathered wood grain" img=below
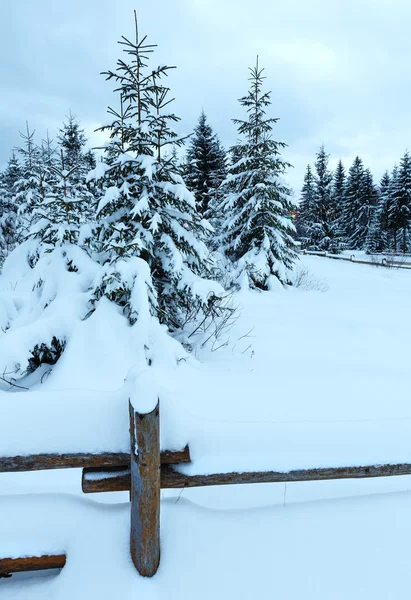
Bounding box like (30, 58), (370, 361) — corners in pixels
(129, 400), (160, 577)
(0, 445), (190, 473)
(82, 466), (130, 493)
(82, 462), (411, 494)
(161, 463), (411, 488)
(0, 554), (66, 577)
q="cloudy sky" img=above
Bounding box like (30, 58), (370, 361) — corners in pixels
(1, 0), (410, 195)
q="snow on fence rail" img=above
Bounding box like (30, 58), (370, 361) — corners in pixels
(3, 400), (411, 578)
(302, 249), (411, 269)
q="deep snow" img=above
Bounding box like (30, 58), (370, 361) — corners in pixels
(2, 255), (411, 599)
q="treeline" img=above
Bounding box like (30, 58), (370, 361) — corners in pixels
(295, 146), (411, 254)
(0, 115), (97, 264)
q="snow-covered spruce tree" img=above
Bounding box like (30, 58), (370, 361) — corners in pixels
(312, 145), (341, 253)
(217, 58), (297, 289)
(90, 14), (222, 334)
(0, 139), (98, 380)
(294, 164), (315, 248)
(388, 165), (400, 251)
(364, 171), (390, 253)
(376, 171), (392, 251)
(0, 152), (21, 262)
(29, 150), (94, 252)
(331, 159), (346, 247)
(360, 168), (378, 252)
(185, 111), (227, 216)
(389, 151), (411, 253)
(343, 160), (377, 250)
(57, 113), (97, 219)
(13, 124), (45, 241)
(58, 112), (87, 178)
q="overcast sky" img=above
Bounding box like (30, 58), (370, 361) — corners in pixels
(1, 0), (410, 195)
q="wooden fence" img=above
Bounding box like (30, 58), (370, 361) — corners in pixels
(303, 249), (411, 269)
(2, 400), (411, 578)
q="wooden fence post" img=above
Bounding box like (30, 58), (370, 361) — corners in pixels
(129, 399), (160, 577)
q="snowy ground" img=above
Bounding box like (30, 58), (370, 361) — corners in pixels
(2, 255), (411, 598)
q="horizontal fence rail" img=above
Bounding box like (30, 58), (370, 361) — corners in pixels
(82, 462), (411, 494)
(0, 446), (190, 473)
(0, 554), (66, 578)
(302, 249), (411, 269)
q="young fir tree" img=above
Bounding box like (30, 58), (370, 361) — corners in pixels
(14, 124), (46, 242)
(217, 58), (297, 288)
(295, 164), (315, 247)
(91, 13), (221, 330)
(2, 152), (21, 196)
(185, 111), (227, 216)
(0, 170), (16, 263)
(389, 151), (411, 253)
(0, 152), (21, 260)
(58, 112), (87, 178)
(29, 149), (94, 252)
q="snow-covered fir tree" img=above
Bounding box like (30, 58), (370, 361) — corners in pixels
(90, 13), (222, 331)
(362, 169), (379, 253)
(364, 171), (390, 253)
(388, 151), (411, 253)
(14, 124), (46, 242)
(185, 111), (227, 216)
(343, 160), (377, 250)
(0, 152), (21, 261)
(331, 159), (346, 245)
(29, 150), (94, 253)
(217, 58), (297, 288)
(377, 171), (392, 251)
(58, 112), (87, 178)
(57, 113), (97, 219)
(295, 164), (315, 247)
(387, 165), (399, 251)
(313, 145), (341, 253)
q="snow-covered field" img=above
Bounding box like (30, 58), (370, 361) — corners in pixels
(2, 255), (411, 599)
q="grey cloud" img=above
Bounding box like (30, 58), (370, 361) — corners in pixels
(1, 0), (411, 193)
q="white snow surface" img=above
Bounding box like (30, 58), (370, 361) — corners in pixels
(2, 255), (411, 598)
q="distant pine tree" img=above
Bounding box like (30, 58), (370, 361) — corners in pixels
(389, 151), (411, 253)
(14, 123), (46, 241)
(0, 153), (21, 255)
(360, 169), (378, 252)
(331, 159), (346, 246)
(58, 112), (87, 179)
(314, 146), (340, 252)
(185, 111), (227, 216)
(0, 156), (19, 263)
(217, 58), (297, 288)
(365, 171), (391, 253)
(297, 147), (341, 252)
(342, 156), (370, 249)
(295, 164), (315, 248)
(388, 165), (400, 251)
(3, 152), (21, 195)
